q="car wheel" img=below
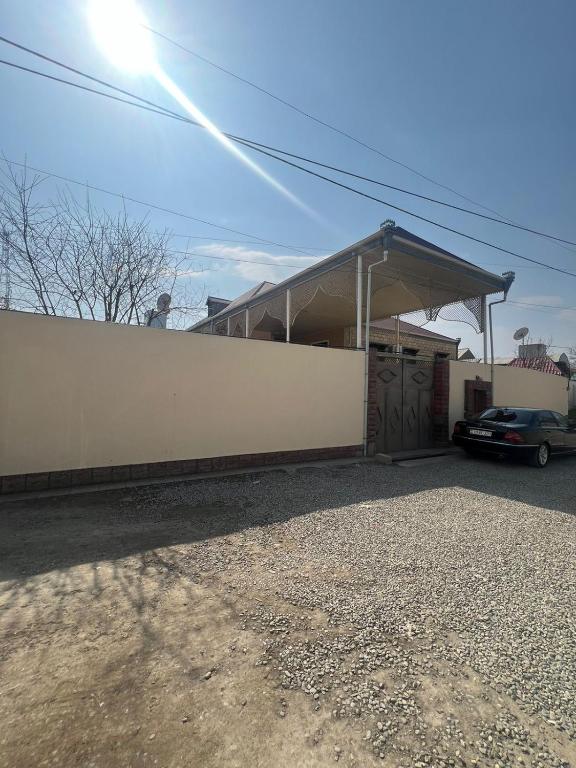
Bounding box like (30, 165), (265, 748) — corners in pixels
(529, 442), (550, 468)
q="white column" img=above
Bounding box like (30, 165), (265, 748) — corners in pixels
(227, 317), (230, 336)
(356, 254), (363, 348)
(286, 289), (291, 343)
(482, 295), (488, 363)
(245, 308), (249, 338)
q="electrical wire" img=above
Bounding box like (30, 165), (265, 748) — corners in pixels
(1, 157), (315, 257)
(232, 142), (576, 278)
(144, 25), (527, 222)
(4, 145), (576, 281)
(2, 39), (576, 250)
(508, 300), (576, 310)
(1, 44), (576, 277)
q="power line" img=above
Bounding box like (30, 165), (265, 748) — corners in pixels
(4, 134), (576, 283)
(6, 147), (574, 281)
(168, 233), (331, 250)
(1, 157), (316, 257)
(144, 25), (525, 221)
(1, 47), (575, 277)
(238, 140), (576, 248)
(144, 26), (576, 261)
(2, 40), (576, 250)
(508, 300), (576, 311)
(232, 142), (576, 278)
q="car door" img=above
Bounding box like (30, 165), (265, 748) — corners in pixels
(553, 412), (576, 452)
(536, 411), (565, 453)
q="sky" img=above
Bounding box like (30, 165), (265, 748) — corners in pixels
(1, 0), (575, 355)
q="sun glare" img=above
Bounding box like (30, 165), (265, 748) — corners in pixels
(88, 0), (156, 73)
(87, 0), (315, 215)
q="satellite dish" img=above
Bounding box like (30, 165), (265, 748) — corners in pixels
(156, 293), (171, 312)
(513, 326), (529, 341)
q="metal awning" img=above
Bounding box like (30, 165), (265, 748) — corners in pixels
(189, 224), (510, 338)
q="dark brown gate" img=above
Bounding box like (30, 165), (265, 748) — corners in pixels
(374, 354), (434, 454)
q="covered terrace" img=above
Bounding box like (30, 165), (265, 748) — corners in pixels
(188, 221), (513, 356)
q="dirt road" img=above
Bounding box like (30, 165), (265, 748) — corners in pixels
(1, 457), (574, 767)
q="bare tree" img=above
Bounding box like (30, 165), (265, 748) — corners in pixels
(0, 163), (204, 327)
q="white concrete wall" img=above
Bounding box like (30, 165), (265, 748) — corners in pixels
(0, 311), (365, 476)
(569, 380), (576, 411)
(449, 361), (569, 430)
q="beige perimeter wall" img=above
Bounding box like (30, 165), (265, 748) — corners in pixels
(0, 312), (365, 476)
(449, 360), (569, 430)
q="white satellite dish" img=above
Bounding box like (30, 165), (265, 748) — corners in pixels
(157, 293), (171, 312)
(146, 293), (172, 328)
(513, 326), (529, 342)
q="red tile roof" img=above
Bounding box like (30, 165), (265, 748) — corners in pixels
(508, 357), (563, 376)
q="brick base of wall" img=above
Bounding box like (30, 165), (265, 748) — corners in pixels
(0, 445), (364, 495)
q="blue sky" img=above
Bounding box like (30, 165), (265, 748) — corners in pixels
(1, 0), (575, 355)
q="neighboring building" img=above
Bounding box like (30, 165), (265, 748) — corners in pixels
(508, 357), (563, 376)
(339, 317), (459, 358)
(505, 344), (569, 377)
(458, 347), (478, 362)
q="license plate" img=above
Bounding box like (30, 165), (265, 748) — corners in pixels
(469, 428), (492, 437)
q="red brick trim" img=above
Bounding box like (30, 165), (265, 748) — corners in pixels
(432, 358), (450, 445)
(366, 349), (379, 457)
(0, 445), (363, 495)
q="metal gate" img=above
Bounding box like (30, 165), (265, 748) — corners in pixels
(374, 354), (434, 454)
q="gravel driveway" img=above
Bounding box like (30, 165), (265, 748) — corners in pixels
(1, 453), (575, 768)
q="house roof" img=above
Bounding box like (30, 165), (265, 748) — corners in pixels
(371, 317), (458, 344)
(458, 347), (479, 360)
(207, 281), (276, 322)
(493, 356), (515, 365)
(508, 357), (563, 376)
(206, 295), (232, 304)
(189, 224), (510, 331)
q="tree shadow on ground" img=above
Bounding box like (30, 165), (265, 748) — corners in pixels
(0, 453), (574, 583)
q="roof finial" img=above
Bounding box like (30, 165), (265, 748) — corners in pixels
(380, 219), (396, 231)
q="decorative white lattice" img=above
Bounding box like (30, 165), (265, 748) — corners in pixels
(229, 311), (246, 338)
(290, 260), (356, 324)
(248, 293), (287, 337)
(214, 319), (228, 336)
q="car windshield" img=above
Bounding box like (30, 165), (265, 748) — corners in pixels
(477, 408), (534, 423)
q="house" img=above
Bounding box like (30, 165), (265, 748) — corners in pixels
(506, 344), (568, 377)
(457, 347), (478, 362)
(508, 356), (563, 376)
(188, 222), (513, 454)
(190, 222), (506, 357)
(202, 295), (461, 357)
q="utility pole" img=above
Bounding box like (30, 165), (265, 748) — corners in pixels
(0, 229), (11, 310)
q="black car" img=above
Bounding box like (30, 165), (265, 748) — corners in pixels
(452, 407), (576, 468)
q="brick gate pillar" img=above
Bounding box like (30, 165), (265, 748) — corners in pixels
(432, 358), (450, 445)
(366, 348), (379, 456)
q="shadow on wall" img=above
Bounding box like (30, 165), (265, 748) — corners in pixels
(1, 456), (575, 584)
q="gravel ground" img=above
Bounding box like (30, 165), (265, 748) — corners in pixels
(1, 453), (575, 767)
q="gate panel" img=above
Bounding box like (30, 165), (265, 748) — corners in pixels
(375, 357), (403, 454)
(375, 355), (435, 453)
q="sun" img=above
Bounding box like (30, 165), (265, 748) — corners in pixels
(88, 0), (156, 74)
